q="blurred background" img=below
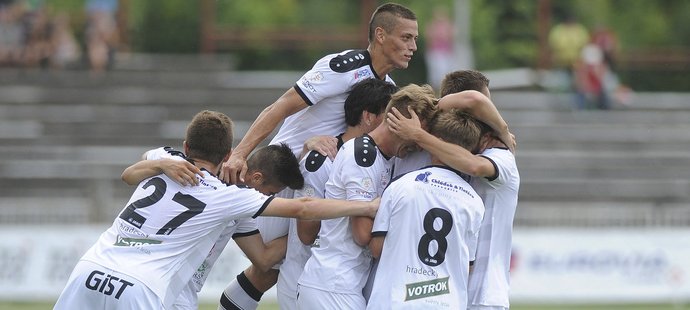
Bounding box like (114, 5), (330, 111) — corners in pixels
(1, 0), (689, 309)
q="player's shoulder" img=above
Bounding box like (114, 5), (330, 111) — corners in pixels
(352, 135), (378, 168)
(326, 49), (372, 73)
(303, 150), (329, 172)
(145, 146), (186, 160)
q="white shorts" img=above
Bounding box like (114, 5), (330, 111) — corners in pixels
(172, 281), (198, 310)
(277, 289), (298, 310)
(54, 260), (163, 310)
(297, 285), (365, 310)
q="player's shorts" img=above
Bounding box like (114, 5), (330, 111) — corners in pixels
(296, 285), (365, 310)
(172, 281), (199, 310)
(277, 289), (298, 310)
(54, 260), (163, 310)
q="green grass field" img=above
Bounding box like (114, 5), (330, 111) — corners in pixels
(7, 302), (687, 310)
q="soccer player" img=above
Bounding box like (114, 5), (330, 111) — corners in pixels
(53, 110), (379, 310)
(366, 109), (486, 310)
(387, 70), (521, 310)
(296, 84), (438, 310)
(120, 143), (303, 310)
(217, 3), (419, 309)
(276, 78), (399, 310)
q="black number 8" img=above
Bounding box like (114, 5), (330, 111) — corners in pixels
(417, 208), (453, 266)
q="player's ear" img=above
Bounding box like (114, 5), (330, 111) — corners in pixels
(375, 26), (385, 43)
(222, 150), (231, 163)
(183, 141), (189, 154)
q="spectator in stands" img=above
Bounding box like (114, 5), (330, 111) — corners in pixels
(50, 12), (81, 69)
(425, 6), (454, 91)
(85, 0), (119, 73)
(548, 13), (589, 93)
(0, 0), (25, 67)
(21, 3), (53, 68)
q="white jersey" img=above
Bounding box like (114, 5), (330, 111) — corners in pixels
(392, 150), (432, 178)
(79, 147), (272, 309)
(277, 135), (343, 301)
(367, 166), (485, 310)
(468, 147), (520, 308)
(299, 135), (394, 294)
(270, 49), (394, 156)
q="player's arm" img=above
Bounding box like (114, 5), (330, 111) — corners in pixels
(234, 233), (288, 273)
(260, 197), (379, 220)
(387, 107), (497, 178)
(220, 87), (308, 184)
(121, 156), (201, 186)
(369, 235), (385, 259)
(352, 216), (374, 247)
(437, 91), (515, 152)
(297, 219), (320, 245)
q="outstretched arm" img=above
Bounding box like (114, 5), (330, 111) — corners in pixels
(387, 107), (496, 178)
(437, 90), (516, 152)
(220, 87), (308, 184)
(121, 157), (202, 186)
(262, 197), (380, 220)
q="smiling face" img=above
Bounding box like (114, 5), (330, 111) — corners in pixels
(381, 17), (419, 70)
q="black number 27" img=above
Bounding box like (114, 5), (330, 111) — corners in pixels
(119, 177), (206, 235)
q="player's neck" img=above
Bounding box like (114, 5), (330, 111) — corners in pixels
(342, 125), (367, 143)
(367, 126), (394, 158)
(367, 45), (394, 78)
(190, 158), (220, 176)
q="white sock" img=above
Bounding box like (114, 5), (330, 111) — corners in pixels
(218, 271), (262, 310)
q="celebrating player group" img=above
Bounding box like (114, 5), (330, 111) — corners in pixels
(55, 2), (519, 310)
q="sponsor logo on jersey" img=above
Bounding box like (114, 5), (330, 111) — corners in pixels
(421, 176), (475, 198)
(404, 277), (450, 301)
(114, 235), (162, 247)
(302, 185), (315, 197)
(406, 265), (438, 277)
(84, 269), (134, 300)
(415, 171), (432, 183)
(354, 68), (372, 79)
(300, 79), (317, 94)
(118, 221), (148, 237)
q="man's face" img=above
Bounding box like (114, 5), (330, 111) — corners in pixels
(244, 171), (286, 196)
(381, 18), (419, 69)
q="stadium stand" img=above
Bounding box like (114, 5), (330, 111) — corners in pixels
(0, 59), (689, 227)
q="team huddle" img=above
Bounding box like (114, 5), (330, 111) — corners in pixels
(54, 3), (519, 310)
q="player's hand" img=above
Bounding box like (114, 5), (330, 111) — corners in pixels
(219, 153), (247, 184)
(161, 159), (202, 186)
(302, 135), (338, 160)
(367, 197), (381, 218)
(498, 131), (517, 153)
(387, 106), (424, 142)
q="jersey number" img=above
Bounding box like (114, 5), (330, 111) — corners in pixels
(417, 208), (453, 266)
(119, 177), (206, 234)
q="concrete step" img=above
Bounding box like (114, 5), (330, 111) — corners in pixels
(520, 178), (690, 203)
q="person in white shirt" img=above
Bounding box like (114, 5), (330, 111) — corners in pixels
(217, 4), (419, 308)
(297, 84), (438, 310)
(120, 143), (304, 310)
(387, 70), (521, 310)
(54, 110), (380, 310)
(367, 109), (486, 310)
(277, 78), (398, 310)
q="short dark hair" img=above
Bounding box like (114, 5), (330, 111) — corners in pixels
(428, 109), (482, 151)
(246, 143), (304, 190)
(185, 110), (233, 165)
(344, 79), (398, 126)
(440, 70), (490, 97)
(368, 3), (417, 42)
